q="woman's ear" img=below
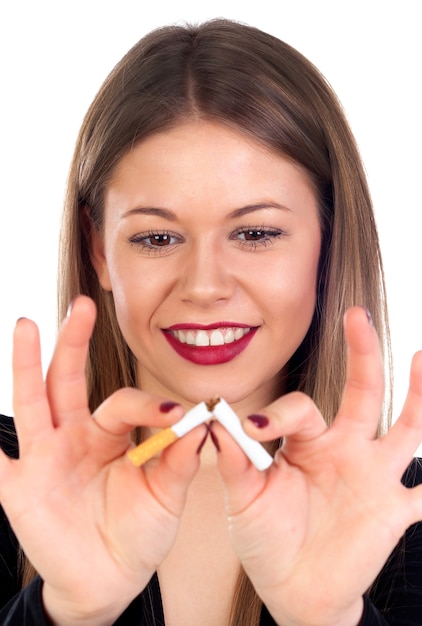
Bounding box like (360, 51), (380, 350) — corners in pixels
(82, 207), (113, 291)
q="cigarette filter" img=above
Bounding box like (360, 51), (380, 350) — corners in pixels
(128, 401), (210, 466)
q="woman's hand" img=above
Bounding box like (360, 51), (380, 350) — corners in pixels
(0, 296), (206, 626)
(214, 307), (422, 626)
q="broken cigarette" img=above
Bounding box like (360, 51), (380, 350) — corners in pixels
(127, 397), (273, 470)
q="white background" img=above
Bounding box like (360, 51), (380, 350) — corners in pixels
(0, 1), (421, 453)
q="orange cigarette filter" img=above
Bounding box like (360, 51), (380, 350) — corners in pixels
(127, 401), (211, 467)
(128, 428), (179, 467)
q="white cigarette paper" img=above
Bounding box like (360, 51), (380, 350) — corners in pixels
(213, 398), (273, 470)
(127, 397), (273, 470)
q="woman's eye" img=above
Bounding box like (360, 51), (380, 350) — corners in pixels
(147, 233), (172, 246)
(129, 231), (181, 253)
(233, 227), (284, 248)
(242, 229), (268, 240)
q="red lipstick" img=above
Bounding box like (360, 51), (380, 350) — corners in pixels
(162, 324), (258, 365)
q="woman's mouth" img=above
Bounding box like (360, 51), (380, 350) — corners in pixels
(171, 326), (251, 346)
(163, 324), (258, 365)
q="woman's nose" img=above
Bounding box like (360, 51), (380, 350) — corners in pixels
(176, 239), (235, 307)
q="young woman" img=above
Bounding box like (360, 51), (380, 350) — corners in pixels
(1, 18), (422, 626)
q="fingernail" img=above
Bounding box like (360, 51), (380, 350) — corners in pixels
(196, 429), (209, 454)
(159, 401), (181, 413)
(364, 308), (373, 326)
(247, 414), (269, 428)
(67, 298), (76, 318)
(207, 421), (220, 452)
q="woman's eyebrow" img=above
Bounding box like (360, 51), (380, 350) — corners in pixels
(122, 207), (177, 220)
(228, 202), (291, 218)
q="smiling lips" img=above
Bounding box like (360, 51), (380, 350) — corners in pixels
(163, 324), (258, 365)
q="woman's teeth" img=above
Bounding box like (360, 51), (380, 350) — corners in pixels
(171, 327), (251, 347)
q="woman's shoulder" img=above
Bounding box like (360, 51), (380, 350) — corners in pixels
(0, 414), (18, 459)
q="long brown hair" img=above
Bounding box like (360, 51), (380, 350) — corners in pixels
(21, 19), (392, 623)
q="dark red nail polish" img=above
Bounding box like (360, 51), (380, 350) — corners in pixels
(196, 430), (209, 454)
(159, 401), (180, 413)
(247, 414), (269, 428)
(66, 297), (77, 318)
(207, 421), (220, 452)
(364, 308), (373, 326)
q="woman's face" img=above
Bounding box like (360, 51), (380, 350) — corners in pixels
(91, 121), (321, 413)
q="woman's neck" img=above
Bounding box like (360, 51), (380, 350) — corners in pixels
(157, 450), (240, 626)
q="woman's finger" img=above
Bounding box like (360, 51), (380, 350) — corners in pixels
(208, 420), (268, 514)
(334, 307), (385, 438)
(45, 296), (96, 425)
(143, 424), (208, 515)
(242, 391), (327, 444)
(13, 317), (53, 449)
(92, 387), (185, 436)
(214, 394), (327, 514)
